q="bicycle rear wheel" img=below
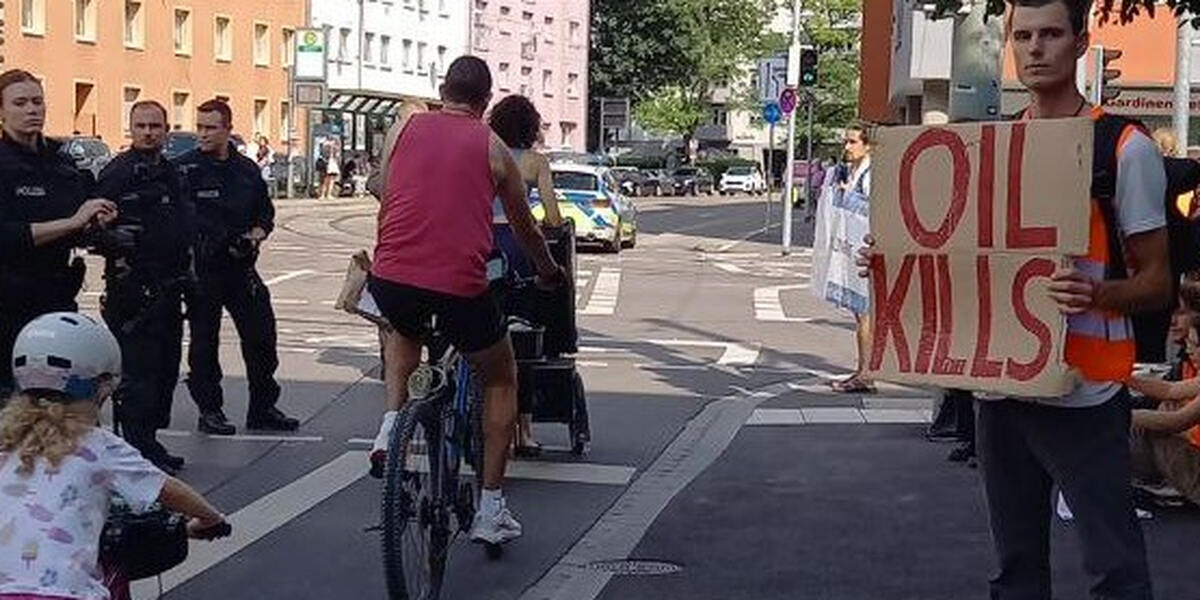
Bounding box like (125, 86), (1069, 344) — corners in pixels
(381, 400), (449, 600)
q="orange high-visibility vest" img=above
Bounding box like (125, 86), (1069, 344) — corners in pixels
(1062, 110), (1139, 383)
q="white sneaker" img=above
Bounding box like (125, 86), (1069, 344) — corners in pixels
(470, 506), (523, 544)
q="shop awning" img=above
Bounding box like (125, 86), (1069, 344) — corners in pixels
(326, 90), (435, 116)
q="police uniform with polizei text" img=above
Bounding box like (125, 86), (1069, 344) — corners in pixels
(92, 148), (195, 467)
(175, 144), (296, 432)
(0, 133), (89, 395)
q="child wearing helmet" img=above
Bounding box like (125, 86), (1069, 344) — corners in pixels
(0, 312), (227, 599)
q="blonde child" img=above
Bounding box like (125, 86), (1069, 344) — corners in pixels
(0, 313), (226, 600)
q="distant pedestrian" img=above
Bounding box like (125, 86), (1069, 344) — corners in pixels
(830, 123), (874, 394)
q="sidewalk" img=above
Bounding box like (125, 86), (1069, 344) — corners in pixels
(598, 420), (1200, 600)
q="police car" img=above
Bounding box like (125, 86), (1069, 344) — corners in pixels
(535, 164), (638, 253)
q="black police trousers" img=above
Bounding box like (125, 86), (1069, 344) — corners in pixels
(102, 287), (183, 460)
(185, 266), (281, 416)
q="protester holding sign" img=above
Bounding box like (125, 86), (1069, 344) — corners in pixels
(858, 0), (1170, 597)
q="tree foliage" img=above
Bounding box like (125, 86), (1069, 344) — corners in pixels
(591, 0), (777, 143)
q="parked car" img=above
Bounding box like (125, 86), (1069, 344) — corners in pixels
(639, 169), (667, 196)
(610, 167), (659, 197)
(56, 136), (111, 179)
(163, 131), (199, 160)
(668, 166), (715, 196)
(719, 165), (767, 195)
(540, 164), (638, 252)
(162, 131), (248, 160)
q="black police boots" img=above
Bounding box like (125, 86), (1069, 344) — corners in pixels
(247, 407), (300, 432)
(198, 409), (237, 436)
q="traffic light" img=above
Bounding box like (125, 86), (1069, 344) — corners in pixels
(1100, 48), (1123, 103)
(799, 47), (818, 87)
(1089, 46), (1122, 104)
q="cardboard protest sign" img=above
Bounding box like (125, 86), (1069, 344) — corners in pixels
(811, 173), (871, 314)
(864, 118), (1093, 397)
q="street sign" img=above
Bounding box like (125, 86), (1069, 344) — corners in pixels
(294, 82), (328, 107)
(779, 88), (798, 114)
(763, 101), (782, 125)
(758, 57), (788, 102)
(600, 97), (630, 130)
(294, 28), (327, 82)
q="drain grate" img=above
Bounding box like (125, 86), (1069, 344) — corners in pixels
(586, 559), (683, 576)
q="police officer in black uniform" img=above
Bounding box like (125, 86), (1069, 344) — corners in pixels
(91, 100), (194, 474)
(0, 69), (117, 395)
(177, 99), (298, 434)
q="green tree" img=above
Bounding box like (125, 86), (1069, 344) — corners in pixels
(631, 0), (778, 154)
(589, 0), (694, 103)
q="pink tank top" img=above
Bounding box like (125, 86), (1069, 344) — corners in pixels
(372, 112), (496, 297)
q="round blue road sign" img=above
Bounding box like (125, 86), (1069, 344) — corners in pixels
(763, 101), (782, 125)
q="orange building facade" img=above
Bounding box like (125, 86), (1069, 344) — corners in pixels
(3, 0), (306, 150)
(861, 2), (1194, 138)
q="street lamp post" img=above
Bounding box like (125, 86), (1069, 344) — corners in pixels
(781, 0), (802, 256)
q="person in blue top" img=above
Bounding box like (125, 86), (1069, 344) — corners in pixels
(487, 95), (563, 456)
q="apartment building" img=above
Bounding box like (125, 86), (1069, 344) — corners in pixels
(471, 0), (589, 150)
(309, 0), (470, 157)
(4, 0), (304, 148)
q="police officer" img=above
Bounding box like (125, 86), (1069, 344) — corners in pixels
(92, 100), (193, 474)
(0, 69), (117, 395)
(177, 99), (298, 434)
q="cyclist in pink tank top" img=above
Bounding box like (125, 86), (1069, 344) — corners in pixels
(367, 56), (564, 546)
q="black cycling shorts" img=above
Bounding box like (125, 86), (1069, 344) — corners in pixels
(368, 275), (506, 354)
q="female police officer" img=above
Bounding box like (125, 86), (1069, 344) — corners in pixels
(0, 69), (117, 394)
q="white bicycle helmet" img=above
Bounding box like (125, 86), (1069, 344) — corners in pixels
(12, 312), (122, 402)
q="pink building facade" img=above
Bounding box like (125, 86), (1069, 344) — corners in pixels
(470, 0), (589, 151)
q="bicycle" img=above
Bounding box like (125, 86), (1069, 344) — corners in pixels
(379, 316), (491, 600)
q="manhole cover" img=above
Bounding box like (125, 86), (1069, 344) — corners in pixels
(586, 559), (683, 576)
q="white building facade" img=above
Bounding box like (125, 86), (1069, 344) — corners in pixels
(309, 0), (471, 157)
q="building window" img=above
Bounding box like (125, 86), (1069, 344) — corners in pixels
(364, 33), (376, 65)
(439, 0), (448, 14)
(280, 101), (291, 145)
(254, 23), (271, 67)
(418, 0), (428, 13)
(74, 82), (97, 135)
(174, 9), (193, 56)
(253, 99), (268, 138)
(542, 70), (553, 96)
(172, 91), (192, 131)
(122, 86), (141, 135)
(214, 16), (233, 62)
(75, 0), (97, 42)
(380, 36), (392, 68)
(498, 62), (511, 91)
(124, 1), (145, 49)
(21, 0), (46, 35)
(282, 28), (295, 67)
(338, 28), (351, 62)
(520, 65), (531, 78)
(402, 40), (413, 72)
(560, 122), (576, 147)
(437, 46), (447, 78)
(569, 21), (581, 45)
(567, 73), (579, 98)
(500, 5), (510, 16)
(522, 10), (532, 21)
(417, 42), (427, 74)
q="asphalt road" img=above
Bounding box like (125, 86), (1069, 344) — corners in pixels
(73, 193), (1200, 600)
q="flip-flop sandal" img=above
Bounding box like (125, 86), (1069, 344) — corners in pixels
(831, 379), (876, 394)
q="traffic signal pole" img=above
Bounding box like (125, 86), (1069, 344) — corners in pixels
(1175, 16), (1192, 157)
(781, 0), (801, 256)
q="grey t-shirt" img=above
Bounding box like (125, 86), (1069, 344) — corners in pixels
(1031, 128), (1166, 408)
